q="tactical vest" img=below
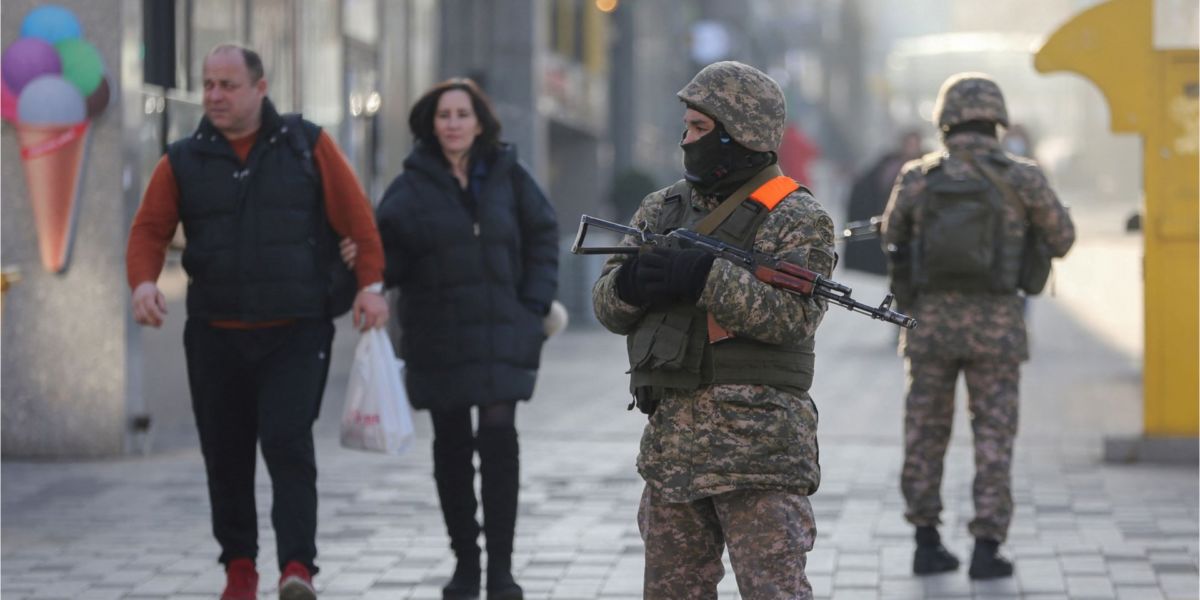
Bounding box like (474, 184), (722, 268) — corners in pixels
(910, 152), (1024, 294)
(626, 178), (817, 395)
(168, 114), (333, 321)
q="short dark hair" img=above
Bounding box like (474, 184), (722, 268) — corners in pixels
(409, 78), (502, 156)
(207, 43), (265, 83)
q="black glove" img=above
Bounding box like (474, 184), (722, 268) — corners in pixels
(614, 255), (652, 306)
(642, 247), (717, 304)
(658, 247), (716, 304)
(615, 248), (716, 307)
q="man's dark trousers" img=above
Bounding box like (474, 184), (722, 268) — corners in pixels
(184, 318), (335, 574)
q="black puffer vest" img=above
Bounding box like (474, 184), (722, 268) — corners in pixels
(168, 99), (333, 321)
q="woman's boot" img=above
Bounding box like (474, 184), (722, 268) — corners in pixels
(478, 426), (523, 600)
(434, 434), (482, 600)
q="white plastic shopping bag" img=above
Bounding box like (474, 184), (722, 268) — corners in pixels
(340, 328), (414, 455)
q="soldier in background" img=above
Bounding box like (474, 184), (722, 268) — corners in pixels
(592, 61), (835, 598)
(842, 129), (924, 275)
(881, 73), (1075, 579)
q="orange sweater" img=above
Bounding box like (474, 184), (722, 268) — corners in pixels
(126, 130), (384, 326)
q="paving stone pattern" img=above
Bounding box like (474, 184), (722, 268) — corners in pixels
(3, 266), (1197, 599)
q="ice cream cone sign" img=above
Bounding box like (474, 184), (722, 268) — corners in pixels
(2, 4), (110, 274)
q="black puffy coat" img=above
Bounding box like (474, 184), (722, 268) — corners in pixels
(376, 143), (559, 410)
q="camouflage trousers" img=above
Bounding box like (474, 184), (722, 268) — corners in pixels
(901, 356), (1019, 542)
(638, 485), (815, 599)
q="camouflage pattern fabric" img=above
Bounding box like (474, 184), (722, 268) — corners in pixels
(901, 356), (1020, 542)
(932, 72), (1009, 131)
(593, 183), (834, 503)
(882, 133), (1075, 363)
(882, 130), (1075, 543)
(638, 485), (816, 599)
(677, 61), (786, 152)
(593, 173), (832, 596)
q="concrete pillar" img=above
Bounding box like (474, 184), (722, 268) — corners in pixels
(440, 0), (547, 183)
(1, 0), (143, 456)
(379, 0), (440, 183)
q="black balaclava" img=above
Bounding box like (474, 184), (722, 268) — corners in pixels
(944, 119), (998, 139)
(681, 122), (775, 197)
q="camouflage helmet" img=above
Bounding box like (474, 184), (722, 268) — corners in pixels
(677, 61), (786, 152)
(932, 72), (1009, 130)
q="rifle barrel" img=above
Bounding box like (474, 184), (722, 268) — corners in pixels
(815, 288), (916, 328)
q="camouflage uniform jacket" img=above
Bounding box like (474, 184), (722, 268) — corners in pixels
(593, 182), (836, 504)
(882, 132), (1076, 362)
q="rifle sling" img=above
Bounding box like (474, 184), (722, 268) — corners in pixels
(692, 164), (784, 235)
(688, 165), (784, 344)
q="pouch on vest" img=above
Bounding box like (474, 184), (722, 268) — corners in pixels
(912, 176), (1003, 293)
(627, 310), (704, 373)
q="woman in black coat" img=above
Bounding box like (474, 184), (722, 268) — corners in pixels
(375, 78), (558, 600)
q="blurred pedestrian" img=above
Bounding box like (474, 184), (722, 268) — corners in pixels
(881, 72), (1075, 579)
(591, 61), (835, 599)
(842, 129), (924, 275)
(374, 78), (559, 600)
(126, 43), (388, 600)
(777, 121), (820, 185)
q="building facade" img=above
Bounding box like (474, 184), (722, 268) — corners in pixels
(0, 0), (625, 457)
(1, 0), (442, 457)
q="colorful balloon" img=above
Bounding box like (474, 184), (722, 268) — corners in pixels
(20, 5), (83, 44)
(54, 38), (104, 96)
(1, 79), (17, 123)
(86, 77), (110, 118)
(17, 75), (86, 125)
(2, 38), (63, 93)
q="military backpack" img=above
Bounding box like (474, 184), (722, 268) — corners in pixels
(909, 152), (1048, 295)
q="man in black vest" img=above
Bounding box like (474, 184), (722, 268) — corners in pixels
(592, 61), (836, 599)
(126, 44), (388, 600)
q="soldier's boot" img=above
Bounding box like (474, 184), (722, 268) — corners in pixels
(912, 526), (961, 575)
(968, 538), (1014, 580)
(479, 426), (524, 600)
(434, 434), (481, 600)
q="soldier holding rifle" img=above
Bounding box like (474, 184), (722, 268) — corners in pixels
(588, 60), (836, 599)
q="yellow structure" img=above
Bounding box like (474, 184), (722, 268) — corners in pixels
(1036, 0), (1199, 440)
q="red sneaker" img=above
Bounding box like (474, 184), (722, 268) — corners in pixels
(278, 561), (317, 600)
(221, 558), (258, 600)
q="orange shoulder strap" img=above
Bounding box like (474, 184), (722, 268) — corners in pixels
(748, 175), (800, 211)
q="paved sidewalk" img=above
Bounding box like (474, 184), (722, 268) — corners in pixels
(3, 236), (1198, 599)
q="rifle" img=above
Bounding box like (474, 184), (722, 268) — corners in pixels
(572, 215), (917, 332)
(840, 216), (882, 242)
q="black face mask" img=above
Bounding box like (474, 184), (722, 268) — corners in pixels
(681, 125), (776, 196)
(681, 126), (733, 186)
